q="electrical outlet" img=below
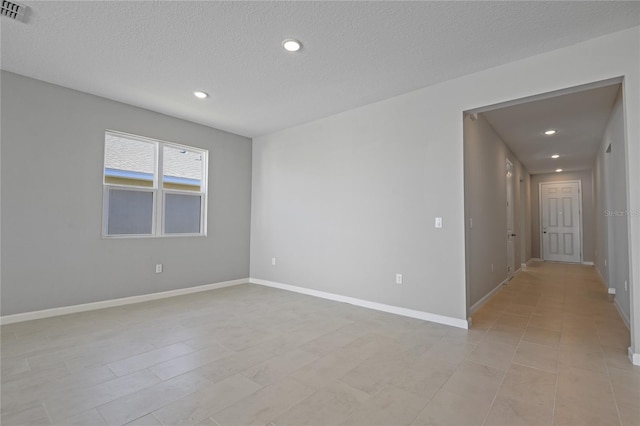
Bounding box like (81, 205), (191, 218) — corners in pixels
(155, 264), (163, 274)
(435, 217), (443, 228)
(271, 257), (276, 266)
(396, 273), (403, 284)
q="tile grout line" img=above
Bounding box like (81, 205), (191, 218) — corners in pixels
(511, 359), (556, 375)
(93, 368), (218, 425)
(600, 334), (625, 426)
(24, 356), (33, 374)
(150, 412), (164, 425)
(404, 332), (458, 425)
(479, 315), (524, 425)
(40, 401), (54, 425)
(263, 385), (322, 426)
(479, 285), (546, 426)
(549, 276), (567, 426)
(96, 406), (109, 426)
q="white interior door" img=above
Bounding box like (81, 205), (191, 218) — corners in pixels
(506, 159), (515, 278)
(541, 181), (582, 263)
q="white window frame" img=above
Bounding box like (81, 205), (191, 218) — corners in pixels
(102, 130), (208, 238)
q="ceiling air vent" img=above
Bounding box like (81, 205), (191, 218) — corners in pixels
(1, 0), (27, 21)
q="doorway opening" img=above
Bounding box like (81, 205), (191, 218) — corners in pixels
(463, 78), (633, 361)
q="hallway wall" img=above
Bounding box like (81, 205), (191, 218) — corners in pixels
(530, 170), (595, 263)
(464, 114), (530, 310)
(523, 174), (533, 263)
(594, 87), (630, 325)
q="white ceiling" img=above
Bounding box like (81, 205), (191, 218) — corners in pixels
(482, 83), (621, 175)
(1, 1), (639, 138)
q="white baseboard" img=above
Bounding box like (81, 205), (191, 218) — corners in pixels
(595, 266), (609, 291)
(582, 261), (595, 266)
(0, 278), (249, 325)
(249, 278), (469, 329)
(629, 347), (640, 366)
(594, 267), (630, 329)
(529, 258), (542, 263)
(614, 299), (631, 329)
(469, 278), (508, 314)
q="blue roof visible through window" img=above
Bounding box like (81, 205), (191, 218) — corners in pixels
(105, 168), (201, 186)
(163, 176), (201, 186)
(105, 168), (153, 181)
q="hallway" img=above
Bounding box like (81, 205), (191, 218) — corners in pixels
(470, 261), (639, 425)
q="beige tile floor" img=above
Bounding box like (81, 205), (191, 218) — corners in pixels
(1, 261), (639, 425)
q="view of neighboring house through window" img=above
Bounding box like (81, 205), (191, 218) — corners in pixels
(103, 131), (207, 237)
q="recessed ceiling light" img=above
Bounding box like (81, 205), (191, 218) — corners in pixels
(551, 154), (560, 159)
(193, 91), (208, 99)
(556, 169), (563, 172)
(545, 129), (557, 135)
(282, 39), (302, 52)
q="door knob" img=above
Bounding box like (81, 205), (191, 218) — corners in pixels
(510, 233), (517, 237)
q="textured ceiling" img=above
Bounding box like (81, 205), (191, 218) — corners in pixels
(482, 84), (621, 175)
(1, 1), (639, 137)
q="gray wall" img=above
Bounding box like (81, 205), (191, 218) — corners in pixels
(530, 170), (595, 262)
(1, 71), (252, 316)
(594, 88), (630, 323)
(464, 114), (530, 309)
(251, 98), (468, 319)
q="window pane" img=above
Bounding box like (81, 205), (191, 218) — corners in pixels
(104, 133), (156, 187)
(163, 146), (203, 191)
(164, 193), (202, 234)
(107, 189), (154, 235)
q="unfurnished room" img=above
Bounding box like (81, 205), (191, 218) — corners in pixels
(1, 1), (640, 425)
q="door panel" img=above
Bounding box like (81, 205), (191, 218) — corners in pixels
(549, 198), (558, 226)
(562, 197), (573, 227)
(564, 233), (573, 255)
(541, 181), (581, 263)
(550, 233), (559, 254)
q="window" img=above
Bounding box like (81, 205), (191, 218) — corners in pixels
(103, 131), (207, 237)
